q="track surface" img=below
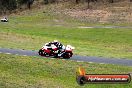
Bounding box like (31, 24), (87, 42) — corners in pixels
(0, 48), (132, 66)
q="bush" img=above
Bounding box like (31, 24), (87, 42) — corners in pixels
(0, 0), (17, 14)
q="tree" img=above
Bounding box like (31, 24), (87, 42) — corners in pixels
(17, 0), (34, 9)
(27, 0), (34, 9)
(43, 0), (56, 4)
(109, 0), (114, 3)
(44, 0), (49, 4)
(86, 0), (97, 9)
(0, 0), (17, 14)
(87, 0), (90, 9)
(17, 0), (28, 5)
(9, 0), (17, 10)
(76, 0), (80, 4)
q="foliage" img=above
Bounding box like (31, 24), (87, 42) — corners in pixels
(0, 0), (34, 14)
(0, 0), (17, 14)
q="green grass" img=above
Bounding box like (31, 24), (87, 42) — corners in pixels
(0, 3), (132, 88)
(0, 23), (132, 59)
(0, 53), (132, 88)
(0, 6), (132, 59)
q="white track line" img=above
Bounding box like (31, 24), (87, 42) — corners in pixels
(70, 60), (74, 61)
(23, 55), (27, 56)
(78, 26), (94, 28)
(88, 62), (93, 63)
(50, 58), (55, 59)
(5, 53), (11, 54)
(0, 52), (2, 53)
(100, 63), (105, 64)
(77, 60), (84, 62)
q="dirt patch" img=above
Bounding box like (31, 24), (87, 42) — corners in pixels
(60, 1), (132, 23)
(64, 9), (112, 23)
(63, 8), (132, 23)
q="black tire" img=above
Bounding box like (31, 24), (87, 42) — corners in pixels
(38, 49), (43, 56)
(38, 49), (50, 57)
(54, 54), (58, 58)
(63, 52), (72, 59)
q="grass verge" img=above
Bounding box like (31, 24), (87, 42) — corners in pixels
(0, 53), (132, 88)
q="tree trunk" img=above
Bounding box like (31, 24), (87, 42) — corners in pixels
(76, 0), (80, 4)
(44, 0), (49, 4)
(27, 0), (34, 9)
(87, 0), (90, 9)
(109, 0), (114, 3)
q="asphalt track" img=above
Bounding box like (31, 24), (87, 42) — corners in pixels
(0, 48), (132, 66)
